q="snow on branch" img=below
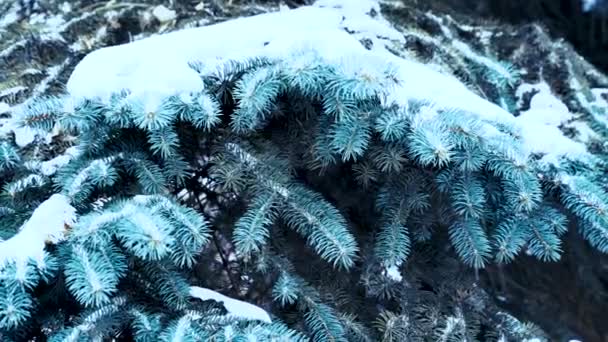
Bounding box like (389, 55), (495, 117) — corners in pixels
(189, 286), (272, 323)
(0, 194), (76, 270)
(66, 0), (590, 166)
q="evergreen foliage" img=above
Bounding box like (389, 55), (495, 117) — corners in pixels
(3, 47), (604, 340)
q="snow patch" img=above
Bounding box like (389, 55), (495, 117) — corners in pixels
(591, 88), (608, 108)
(0, 101), (57, 148)
(29, 13), (66, 40)
(451, 41), (514, 83)
(0, 194), (76, 270)
(0, 2), (19, 27)
(32, 62), (69, 97)
(0, 102), (9, 114)
(190, 286), (272, 323)
(67, 0), (589, 165)
(315, 0), (404, 47)
(425, 12), (515, 84)
(515, 82), (588, 165)
(0, 116), (39, 148)
(0, 86), (27, 98)
(13, 126), (40, 147)
(566, 120), (599, 143)
(152, 5), (177, 23)
(22, 68), (42, 75)
(517, 82), (571, 125)
(384, 264), (403, 282)
(67, 6), (345, 100)
(195, 2), (206, 11)
(60, 1), (72, 13)
(41, 147), (80, 176)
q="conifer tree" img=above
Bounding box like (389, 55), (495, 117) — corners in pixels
(2, 45), (605, 341)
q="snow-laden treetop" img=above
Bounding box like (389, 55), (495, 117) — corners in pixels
(66, 0), (588, 166)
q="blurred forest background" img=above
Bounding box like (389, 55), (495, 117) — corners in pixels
(425, 0), (608, 73)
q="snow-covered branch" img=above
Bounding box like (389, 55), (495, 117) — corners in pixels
(0, 194), (76, 270)
(189, 286), (272, 323)
(67, 0), (590, 167)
